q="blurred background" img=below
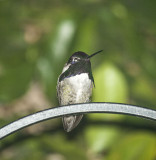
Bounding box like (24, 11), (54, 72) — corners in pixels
(0, 0), (156, 160)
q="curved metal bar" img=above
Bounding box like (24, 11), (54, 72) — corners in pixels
(0, 102), (156, 139)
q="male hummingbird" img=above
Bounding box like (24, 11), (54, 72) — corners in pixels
(57, 50), (103, 132)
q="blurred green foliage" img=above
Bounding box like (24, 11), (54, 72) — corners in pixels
(0, 0), (156, 160)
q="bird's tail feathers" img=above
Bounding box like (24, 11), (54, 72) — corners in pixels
(62, 115), (83, 132)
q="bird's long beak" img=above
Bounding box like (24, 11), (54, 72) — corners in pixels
(87, 50), (103, 59)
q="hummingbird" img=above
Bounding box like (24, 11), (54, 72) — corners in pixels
(57, 50), (103, 132)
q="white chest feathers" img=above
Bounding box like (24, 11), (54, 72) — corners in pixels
(58, 73), (93, 104)
(67, 73), (92, 91)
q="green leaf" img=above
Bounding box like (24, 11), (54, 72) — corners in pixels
(93, 62), (128, 103)
(85, 126), (120, 153)
(107, 132), (156, 160)
(0, 64), (34, 102)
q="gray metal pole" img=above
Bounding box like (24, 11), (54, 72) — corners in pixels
(0, 102), (156, 140)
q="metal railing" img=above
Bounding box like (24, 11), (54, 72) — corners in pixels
(0, 102), (156, 140)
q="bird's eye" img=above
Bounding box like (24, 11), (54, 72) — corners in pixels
(73, 58), (78, 62)
(71, 57), (79, 64)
